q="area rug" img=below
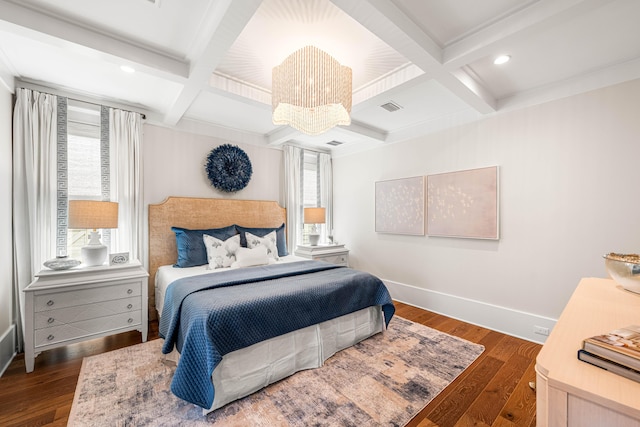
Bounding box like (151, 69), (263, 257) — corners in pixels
(68, 317), (484, 426)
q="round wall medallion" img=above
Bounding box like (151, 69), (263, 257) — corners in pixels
(205, 144), (253, 192)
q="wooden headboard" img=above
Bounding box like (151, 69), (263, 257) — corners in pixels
(148, 197), (286, 318)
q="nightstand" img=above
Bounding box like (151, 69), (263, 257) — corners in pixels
(295, 244), (349, 266)
(23, 261), (149, 373)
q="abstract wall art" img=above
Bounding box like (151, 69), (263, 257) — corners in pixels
(375, 176), (425, 235)
(427, 166), (499, 239)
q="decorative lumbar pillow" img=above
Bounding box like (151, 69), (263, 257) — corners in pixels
(245, 231), (279, 261)
(236, 223), (288, 257)
(172, 225), (238, 268)
(231, 246), (270, 268)
(203, 234), (241, 269)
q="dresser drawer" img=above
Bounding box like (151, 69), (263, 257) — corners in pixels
(316, 253), (349, 266)
(24, 262), (149, 373)
(34, 310), (142, 347)
(34, 297), (141, 329)
(34, 281), (142, 312)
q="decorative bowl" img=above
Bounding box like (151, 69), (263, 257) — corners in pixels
(43, 256), (81, 271)
(603, 253), (640, 294)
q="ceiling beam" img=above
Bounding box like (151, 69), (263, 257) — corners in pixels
(338, 120), (387, 142)
(162, 0), (263, 126)
(267, 119), (387, 147)
(332, 0), (496, 114)
(443, 0), (613, 70)
(0, 0), (188, 79)
(266, 125), (299, 146)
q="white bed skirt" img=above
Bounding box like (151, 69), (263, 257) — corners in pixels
(164, 305), (385, 414)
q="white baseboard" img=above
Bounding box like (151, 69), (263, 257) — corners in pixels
(383, 279), (556, 344)
(0, 324), (16, 377)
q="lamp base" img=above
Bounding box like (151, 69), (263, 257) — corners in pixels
(81, 231), (108, 266)
(309, 234), (320, 246)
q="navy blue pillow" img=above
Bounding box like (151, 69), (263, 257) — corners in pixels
(172, 225), (238, 268)
(236, 223), (288, 257)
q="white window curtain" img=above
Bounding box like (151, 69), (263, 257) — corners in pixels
(12, 88), (58, 349)
(11, 91), (144, 350)
(284, 145), (303, 252)
(318, 152), (333, 241)
(109, 108), (144, 265)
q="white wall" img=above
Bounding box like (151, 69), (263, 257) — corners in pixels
(333, 79), (640, 343)
(141, 123), (284, 271)
(0, 81), (15, 374)
(143, 124), (283, 207)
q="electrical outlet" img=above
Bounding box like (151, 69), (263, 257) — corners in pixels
(534, 325), (550, 336)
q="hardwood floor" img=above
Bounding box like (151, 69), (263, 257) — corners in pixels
(0, 302), (540, 427)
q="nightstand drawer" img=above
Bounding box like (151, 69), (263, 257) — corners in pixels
(316, 253), (348, 266)
(34, 281), (142, 312)
(34, 297), (142, 329)
(34, 310), (142, 347)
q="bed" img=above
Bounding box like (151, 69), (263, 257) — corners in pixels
(148, 197), (395, 414)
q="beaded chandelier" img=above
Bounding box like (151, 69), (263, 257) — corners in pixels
(272, 46), (352, 135)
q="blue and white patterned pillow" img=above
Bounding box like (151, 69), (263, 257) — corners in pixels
(172, 225), (237, 268)
(245, 231), (279, 261)
(203, 234), (241, 269)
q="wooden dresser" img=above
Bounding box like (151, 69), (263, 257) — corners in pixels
(536, 278), (640, 427)
(23, 261), (148, 373)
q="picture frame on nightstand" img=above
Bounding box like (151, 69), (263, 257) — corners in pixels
(109, 252), (130, 265)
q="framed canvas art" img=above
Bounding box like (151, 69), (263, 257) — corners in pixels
(427, 166), (499, 239)
(375, 176), (425, 235)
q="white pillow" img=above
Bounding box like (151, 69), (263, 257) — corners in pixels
(203, 234), (240, 269)
(231, 246), (271, 268)
(245, 231), (279, 261)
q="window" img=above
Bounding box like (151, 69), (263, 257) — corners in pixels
(302, 150), (329, 244)
(284, 145), (332, 250)
(65, 100), (105, 259)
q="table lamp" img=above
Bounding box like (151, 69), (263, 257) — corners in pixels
(304, 207), (325, 246)
(68, 200), (118, 266)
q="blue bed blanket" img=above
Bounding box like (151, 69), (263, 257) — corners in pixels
(158, 260), (395, 409)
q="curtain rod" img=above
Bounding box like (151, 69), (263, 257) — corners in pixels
(16, 79), (147, 119)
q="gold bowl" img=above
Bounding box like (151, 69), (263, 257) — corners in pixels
(604, 253), (640, 294)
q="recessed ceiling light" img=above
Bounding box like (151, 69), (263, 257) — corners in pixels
(120, 65), (135, 73)
(493, 55), (511, 65)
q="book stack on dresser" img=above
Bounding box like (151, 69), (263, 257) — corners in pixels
(578, 325), (640, 382)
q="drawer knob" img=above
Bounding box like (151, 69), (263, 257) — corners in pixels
(47, 334), (54, 341)
(127, 304), (133, 309)
(47, 317), (54, 324)
(127, 289), (133, 294)
(128, 318), (133, 323)
(47, 300), (54, 306)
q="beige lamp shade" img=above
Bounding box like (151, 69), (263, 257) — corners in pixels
(68, 200), (119, 230)
(304, 207), (326, 224)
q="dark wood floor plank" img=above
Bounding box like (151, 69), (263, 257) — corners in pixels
(457, 350), (535, 426)
(455, 412), (492, 427)
(0, 302), (540, 427)
(493, 360), (538, 427)
(425, 355), (505, 426)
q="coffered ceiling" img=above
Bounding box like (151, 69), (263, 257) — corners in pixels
(0, 0), (638, 154)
